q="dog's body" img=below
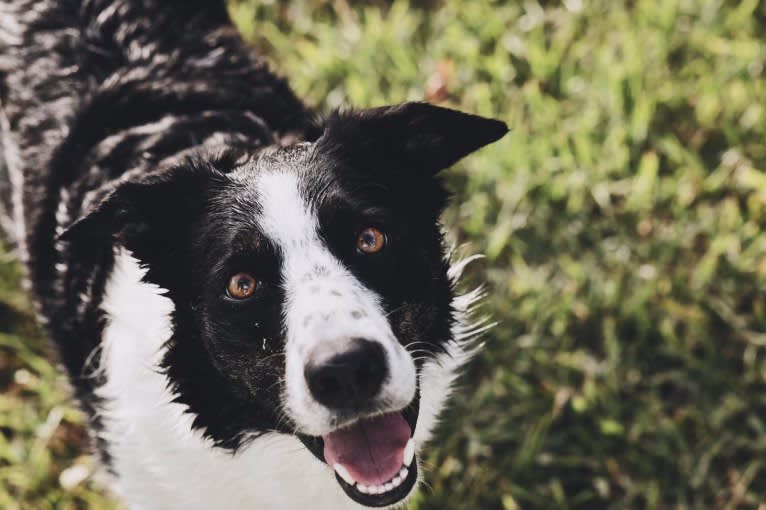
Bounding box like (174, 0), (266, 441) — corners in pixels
(0, 1), (506, 508)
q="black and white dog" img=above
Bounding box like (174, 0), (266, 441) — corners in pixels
(0, 0), (506, 508)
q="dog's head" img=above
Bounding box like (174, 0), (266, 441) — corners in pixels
(64, 102), (506, 507)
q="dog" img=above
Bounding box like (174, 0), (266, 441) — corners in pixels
(0, 1), (507, 508)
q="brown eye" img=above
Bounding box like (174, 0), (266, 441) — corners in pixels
(226, 273), (257, 299)
(356, 227), (386, 254)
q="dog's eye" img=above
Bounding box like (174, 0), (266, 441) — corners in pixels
(226, 273), (258, 299)
(356, 227), (386, 254)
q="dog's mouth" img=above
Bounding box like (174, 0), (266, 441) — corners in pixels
(298, 395), (419, 507)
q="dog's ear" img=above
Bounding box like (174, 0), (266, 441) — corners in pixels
(60, 161), (224, 261)
(316, 102), (508, 175)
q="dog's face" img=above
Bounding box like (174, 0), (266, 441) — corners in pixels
(65, 103), (506, 508)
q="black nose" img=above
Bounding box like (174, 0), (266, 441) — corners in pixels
(304, 338), (388, 410)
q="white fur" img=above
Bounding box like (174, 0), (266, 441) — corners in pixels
(0, 106), (27, 260)
(255, 170), (416, 437)
(415, 256), (489, 448)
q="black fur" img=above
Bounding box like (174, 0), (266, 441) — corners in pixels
(0, 0), (506, 476)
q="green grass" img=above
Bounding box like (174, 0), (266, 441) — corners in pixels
(3, 0), (766, 508)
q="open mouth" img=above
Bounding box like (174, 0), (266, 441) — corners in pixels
(299, 396), (419, 507)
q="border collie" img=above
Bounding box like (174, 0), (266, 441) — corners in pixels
(0, 1), (507, 508)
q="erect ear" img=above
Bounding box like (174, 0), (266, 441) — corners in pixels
(316, 102), (508, 174)
(60, 161), (224, 263)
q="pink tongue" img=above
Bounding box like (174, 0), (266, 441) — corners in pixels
(323, 413), (411, 486)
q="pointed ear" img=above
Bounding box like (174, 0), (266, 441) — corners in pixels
(317, 102), (508, 174)
(60, 162), (223, 258)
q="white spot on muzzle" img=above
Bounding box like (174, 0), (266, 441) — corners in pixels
(255, 170), (416, 436)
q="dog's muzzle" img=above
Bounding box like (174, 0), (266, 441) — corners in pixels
(295, 337), (420, 507)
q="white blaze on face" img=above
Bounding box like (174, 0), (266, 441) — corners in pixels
(255, 170), (416, 436)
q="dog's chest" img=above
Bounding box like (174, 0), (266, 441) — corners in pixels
(96, 249), (360, 510)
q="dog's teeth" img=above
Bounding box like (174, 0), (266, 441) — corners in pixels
(399, 467), (409, 479)
(403, 439), (415, 467)
(391, 475), (402, 487)
(357, 484), (369, 494)
(384, 482), (393, 492)
(334, 464), (355, 486)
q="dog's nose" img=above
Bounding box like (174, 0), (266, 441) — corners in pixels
(304, 338), (388, 410)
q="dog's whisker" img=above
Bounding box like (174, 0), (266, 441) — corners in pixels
(383, 304), (408, 318)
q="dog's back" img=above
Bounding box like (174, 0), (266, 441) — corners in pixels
(0, 0), (315, 267)
(0, 0), (316, 436)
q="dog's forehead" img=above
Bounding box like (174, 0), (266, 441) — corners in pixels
(253, 142), (314, 170)
(220, 144), (327, 248)
(227, 143), (334, 204)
